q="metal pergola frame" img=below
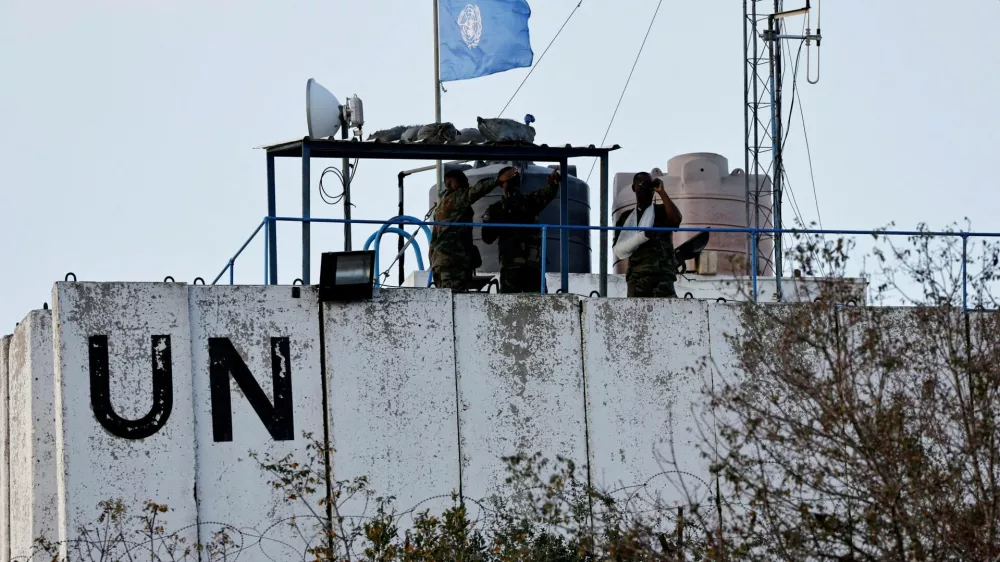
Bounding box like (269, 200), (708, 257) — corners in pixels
(261, 138), (620, 295)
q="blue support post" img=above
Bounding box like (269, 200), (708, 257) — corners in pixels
(302, 142), (312, 285)
(559, 158), (569, 293)
(266, 154), (278, 285)
(751, 233), (759, 302)
(229, 260), (234, 285)
(540, 226), (548, 293)
(962, 234), (969, 312)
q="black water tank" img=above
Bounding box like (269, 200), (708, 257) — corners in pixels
(428, 161), (592, 273)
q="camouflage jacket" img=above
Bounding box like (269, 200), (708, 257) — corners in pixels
(429, 177), (499, 270)
(481, 181), (559, 270)
(613, 205), (678, 281)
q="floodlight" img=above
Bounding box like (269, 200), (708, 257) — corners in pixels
(306, 78), (342, 138)
(319, 250), (376, 302)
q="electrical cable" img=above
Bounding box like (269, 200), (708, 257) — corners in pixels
(782, 169), (807, 228)
(585, 0), (664, 184)
(779, 37), (805, 149)
(318, 167), (346, 204)
(780, 43), (807, 227)
(318, 162), (359, 207)
(795, 74), (823, 229)
(775, 20), (808, 228)
(776, 15), (822, 230)
(349, 158), (360, 182)
(499, 0), (584, 117)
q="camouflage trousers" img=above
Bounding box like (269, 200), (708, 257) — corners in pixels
(499, 266), (543, 294)
(626, 275), (677, 298)
(432, 267), (473, 292)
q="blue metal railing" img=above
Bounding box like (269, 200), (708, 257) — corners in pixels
(212, 216), (1000, 311)
(212, 218), (267, 287)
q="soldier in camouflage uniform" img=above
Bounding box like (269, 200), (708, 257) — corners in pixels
(481, 166), (561, 294)
(429, 168), (518, 291)
(613, 172), (683, 298)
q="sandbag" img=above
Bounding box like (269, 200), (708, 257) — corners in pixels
(417, 123), (459, 144)
(457, 127), (486, 144)
(366, 125), (411, 143)
(401, 125), (423, 143)
(477, 117), (536, 143)
(613, 207), (656, 261)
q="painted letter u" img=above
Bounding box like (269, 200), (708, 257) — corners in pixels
(88, 335), (173, 439)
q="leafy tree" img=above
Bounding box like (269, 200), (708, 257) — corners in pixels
(670, 224), (1000, 561)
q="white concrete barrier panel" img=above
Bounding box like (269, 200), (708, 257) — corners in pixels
(1, 334), (11, 562)
(189, 285), (324, 561)
(583, 299), (715, 509)
(8, 311), (57, 560)
(325, 289), (461, 524)
(52, 283), (197, 557)
(705, 302), (747, 507)
(454, 294), (588, 506)
(705, 303), (743, 384)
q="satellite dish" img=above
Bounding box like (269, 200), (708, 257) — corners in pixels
(306, 78), (342, 138)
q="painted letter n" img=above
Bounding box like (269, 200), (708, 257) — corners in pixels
(208, 337), (294, 442)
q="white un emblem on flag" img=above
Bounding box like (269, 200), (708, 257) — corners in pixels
(457, 4), (483, 48)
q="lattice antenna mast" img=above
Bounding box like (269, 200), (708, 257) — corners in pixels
(743, 0), (821, 300)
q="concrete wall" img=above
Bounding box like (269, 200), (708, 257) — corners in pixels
(188, 285), (325, 559)
(454, 294), (588, 508)
(325, 290), (461, 523)
(4, 282), (772, 559)
(1, 335), (10, 562)
(8, 311), (57, 560)
(583, 299), (716, 509)
(52, 283), (199, 556)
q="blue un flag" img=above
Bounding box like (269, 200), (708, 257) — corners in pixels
(439, 0), (534, 82)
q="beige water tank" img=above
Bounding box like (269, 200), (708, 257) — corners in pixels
(612, 152), (774, 275)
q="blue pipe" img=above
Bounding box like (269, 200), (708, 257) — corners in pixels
(374, 215), (433, 248)
(362, 227), (426, 267)
(371, 215), (434, 287)
(363, 227), (425, 287)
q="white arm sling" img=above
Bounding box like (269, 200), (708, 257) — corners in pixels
(613, 206), (656, 261)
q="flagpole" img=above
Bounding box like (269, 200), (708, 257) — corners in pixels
(433, 0), (443, 192)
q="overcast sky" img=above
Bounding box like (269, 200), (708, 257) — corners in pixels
(2, 0), (998, 328)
